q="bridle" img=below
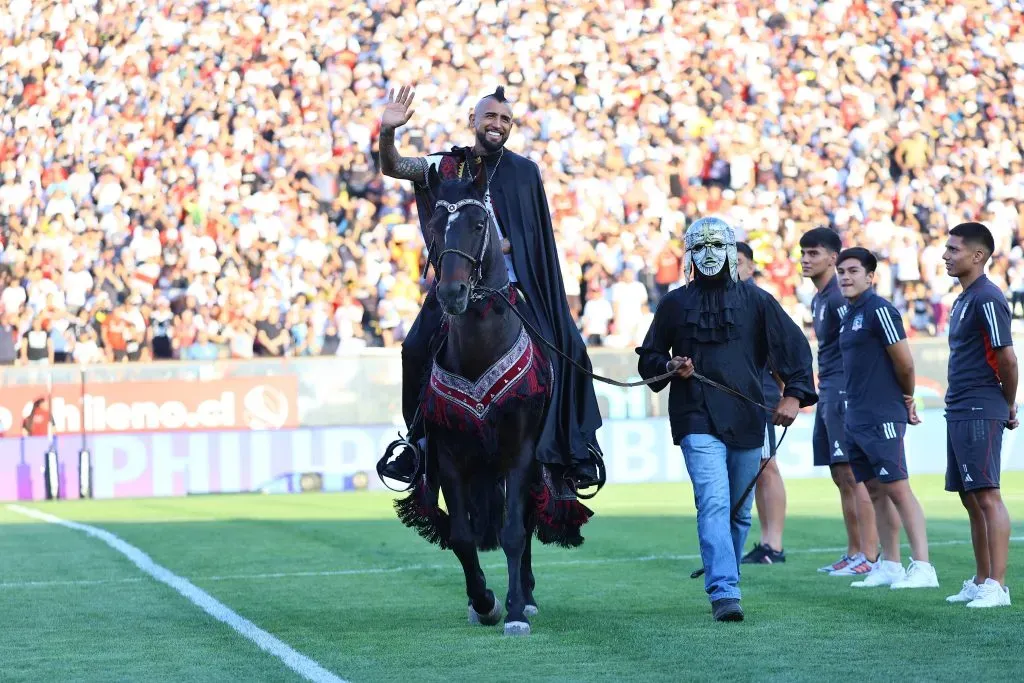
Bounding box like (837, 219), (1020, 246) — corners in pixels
(428, 197), (508, 304)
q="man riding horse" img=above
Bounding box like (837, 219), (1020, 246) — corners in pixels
(376, 85), (604, 499)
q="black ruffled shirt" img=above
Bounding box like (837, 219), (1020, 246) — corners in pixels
(635, 278), (818, 449)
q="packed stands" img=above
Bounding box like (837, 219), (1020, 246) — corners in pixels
(2, 0), (1023, 364)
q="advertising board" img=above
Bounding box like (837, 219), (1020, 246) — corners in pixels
(0, 376), (299, 437)
(4, 410), (1024, 502)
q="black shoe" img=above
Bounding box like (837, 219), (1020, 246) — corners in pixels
(378, 437), (423, 486)
(381, 448), (418, 483)
(740, 544), (768, 564)
(571, 444), (606, 491)
(741, 540), (786, 565)
(712, 598), (744, 622)
(572, 461), (601, 489)
(741, 543), (786, 565)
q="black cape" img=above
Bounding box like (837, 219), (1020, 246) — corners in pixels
(743, 279), (782, 410)
(411, 146), (602, 465)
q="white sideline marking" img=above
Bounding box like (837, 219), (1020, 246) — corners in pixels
(5, 505), (347, 683)
(3, 529), (1022, 591)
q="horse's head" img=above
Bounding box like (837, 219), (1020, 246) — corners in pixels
(426, 163), (506, 316)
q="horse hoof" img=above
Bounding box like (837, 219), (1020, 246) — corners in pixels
(524, 604), (539, 617)
(503, 621), (531, 636)
(468, 597), (503, 626)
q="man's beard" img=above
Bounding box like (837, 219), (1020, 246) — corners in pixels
(476, 130), (505, 153)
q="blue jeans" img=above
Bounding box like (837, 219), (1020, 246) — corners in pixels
(680, 434), (762, 602)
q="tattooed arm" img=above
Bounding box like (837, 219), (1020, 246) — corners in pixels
(378, 126), (427, 182)
(378, 86), (427, 182)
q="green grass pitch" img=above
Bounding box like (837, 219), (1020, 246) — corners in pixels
(2, 474), (1023, 682)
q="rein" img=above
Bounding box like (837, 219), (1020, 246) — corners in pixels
(475, 284), (778, 400)
(428, 200), (770, 400)
(476, 283), (790, 532)
(424, 195), (788, 507)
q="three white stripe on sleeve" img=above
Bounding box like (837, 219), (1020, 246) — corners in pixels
(982, 301), (1002, 347)
(875, 307), (902, 345)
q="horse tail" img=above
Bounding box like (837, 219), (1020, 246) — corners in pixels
(467, 470), (504, 551)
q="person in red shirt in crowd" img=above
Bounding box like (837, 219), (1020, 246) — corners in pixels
(22, 397), (54, 438)
(653, 242), (683, 302)
(768, 246), (796, 298)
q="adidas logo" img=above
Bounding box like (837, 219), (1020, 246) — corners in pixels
(965, 474), (974, 483)
(833, 444), (844, 457)
(879, 467), (889, 476)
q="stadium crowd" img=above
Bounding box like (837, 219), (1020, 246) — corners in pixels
(2, 0), (1024, 365)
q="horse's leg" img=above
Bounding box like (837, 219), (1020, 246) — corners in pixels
(501, 438), (534, 636)
(438, 453), (501, 625)
(454, 540), (502, 625)
(522, 506), (538, 617)
(520, 459), (538, 615)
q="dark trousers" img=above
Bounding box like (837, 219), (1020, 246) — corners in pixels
(401, 289), (444, 434)
(1011, 292), (1024, 319)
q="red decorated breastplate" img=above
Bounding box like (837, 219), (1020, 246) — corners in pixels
(423, 328), (551, 441)
(431, 327), (536, 419)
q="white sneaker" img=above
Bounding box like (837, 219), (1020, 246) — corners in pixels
(891, 559), (939, 589)
(946, 577), (980, 603)
(966, 579), (1011, 608)
(818, 554), (854, 573)
(831, 553), (872, 576)
(852, 560), (905, 588)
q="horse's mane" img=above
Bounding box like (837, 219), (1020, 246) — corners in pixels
(433, 146), (486, 190)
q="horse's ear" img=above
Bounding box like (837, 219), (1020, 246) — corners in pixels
(426, 164), (441, 194)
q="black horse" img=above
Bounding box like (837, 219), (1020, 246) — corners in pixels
(392, 163), (592, 636)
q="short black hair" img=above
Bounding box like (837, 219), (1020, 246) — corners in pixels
(799, 227), (842, 253)
(949, 222), (995, 255)
(836, 247), (877, 274)
(736, 241), (754, 261)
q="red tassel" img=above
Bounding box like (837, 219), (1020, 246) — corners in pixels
(532, 484), (555, 526)
(530, 482), (593, 548)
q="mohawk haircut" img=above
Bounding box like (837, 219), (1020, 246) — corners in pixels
(478, 86), (510, 106)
